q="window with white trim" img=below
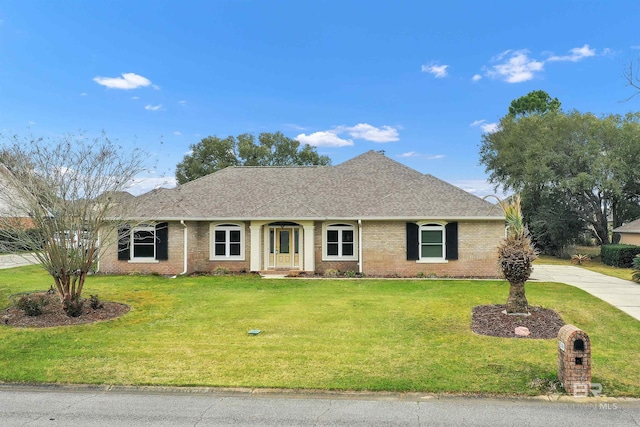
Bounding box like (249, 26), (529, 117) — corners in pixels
(419, 223), (445, 260)
(210, 223), (245, 260)
(132, 225), (156, 260)
(323, 223), (357, 260)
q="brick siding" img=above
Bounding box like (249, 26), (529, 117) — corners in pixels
(100, 219), (503, 278)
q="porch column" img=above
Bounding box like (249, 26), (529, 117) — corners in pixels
(249, 223), (262, 272)
(303, 224), (315, 272)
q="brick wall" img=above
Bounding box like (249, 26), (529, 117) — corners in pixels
(313, 221), (359, 274)
(361, 220), (503, 278)
(619, 233), (640, 245)
(99, 221), (251, 275)
(100, 219), (503, 278)
(99, 221), (185, 275)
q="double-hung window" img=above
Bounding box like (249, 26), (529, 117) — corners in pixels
(406, 222), (458, 263)
(211, 223), (245, 260)
(420, 224), (445, 260)
(118, 222), (169, 262)
(323, 223), (357, 260)
(132, 225), (157, 260)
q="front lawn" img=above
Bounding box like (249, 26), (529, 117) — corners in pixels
(1, 266), (639, 396)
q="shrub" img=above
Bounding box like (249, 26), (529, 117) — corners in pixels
(571, 254), (590, 265)
(64, 297), (84, 318)
(344, 270), (357, 278)
(89, 294), (104, 310)
(633, 255), (640, 284)
(16, 294), (47, 317)
(213, 266), (231, 276)
(600, 244), (640, 268)
(324, 269), (339, 278)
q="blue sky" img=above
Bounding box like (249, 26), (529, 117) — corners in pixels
(1, 0), (639, 195)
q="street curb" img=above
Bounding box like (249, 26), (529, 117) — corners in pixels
(0, 383), (638, 403)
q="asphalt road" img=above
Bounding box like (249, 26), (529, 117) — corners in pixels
(1, 387), (639, 426)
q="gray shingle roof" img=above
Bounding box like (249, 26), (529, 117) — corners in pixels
(128, 150), (503, 220)
(614, 218), (640, 233)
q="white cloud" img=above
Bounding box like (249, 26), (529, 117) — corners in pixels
(297, 123), (399, 147)
(145, 104), (163, 111)
(284, 123), (307, 131)
(397, 152), (443, 160)
(421, 63), (449, 78)
(93, 72), (153, 90)
(483, 45), (601, 84)
(547, 44), (596, 62)
(178, 100), (186, 105)
(452, 180), (503, 198)
(128, 176), (177, 196)
(172, 131), (182, 136)
(472, 74), (482, 82)
(295, 131), (354, 147)
(80, 92), (88, 96)
(398, 152), (418, 158)
(131, 96), (140, 100)
(486, 49), (544, 83)
(480, 123), (499, 133)
(27, 120), (36, 125)
(471, 119), (498, 133)
(339, 123), (399, 143)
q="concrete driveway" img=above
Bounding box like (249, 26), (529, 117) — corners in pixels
(530, 265), (640, 321)
(0, 253), (38, 269)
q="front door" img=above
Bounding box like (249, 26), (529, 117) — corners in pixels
(269, 227), (300, 269)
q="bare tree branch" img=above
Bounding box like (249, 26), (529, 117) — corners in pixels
(0, 133), (147, 312)
(622, 58), (640, 101)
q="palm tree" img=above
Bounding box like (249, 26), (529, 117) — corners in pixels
(495, 195), (538, 314)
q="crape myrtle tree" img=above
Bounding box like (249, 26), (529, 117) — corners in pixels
(0, 133), (146, 314)
(175, 131), (331, 184)
(480, 90), (640, 248)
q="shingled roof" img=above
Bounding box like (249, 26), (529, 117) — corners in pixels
(614, 218), (640, 234)
(129, 150), (503, 221)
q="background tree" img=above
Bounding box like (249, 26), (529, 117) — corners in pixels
(508, 89), (561, 118)
(521, 187), (586, 257)
(0, 133), (145, 314)
(176, 131), (331, 184)
(480, 92), (640, 249)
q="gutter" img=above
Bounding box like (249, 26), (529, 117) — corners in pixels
(358, 219), (363, 274)
(180, 220), (188, 275)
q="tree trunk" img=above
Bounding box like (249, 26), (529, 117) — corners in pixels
(505, 282), (529, 314)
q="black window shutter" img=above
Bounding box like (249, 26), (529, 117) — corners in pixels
(445, 222), (458, 260)
(406, 222), (419, 260)
(156, 222), (169, 261)
(117, 224), (130, 261)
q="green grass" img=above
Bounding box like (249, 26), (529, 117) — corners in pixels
(1, 265), (639, 396)
(535, 245), (635, 281)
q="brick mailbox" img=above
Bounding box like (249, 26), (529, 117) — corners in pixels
(557, 324), (591, 396)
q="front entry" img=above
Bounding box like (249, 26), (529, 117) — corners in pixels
(268, 226), (300, 270)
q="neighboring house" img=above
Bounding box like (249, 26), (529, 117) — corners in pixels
(613, 219), (640, 245)
(99, 151), (505, 277)
(0, 164), (32, 228)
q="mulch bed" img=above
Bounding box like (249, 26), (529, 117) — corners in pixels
(472, 304), (565, 339)
(3, 291), (130, 328)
